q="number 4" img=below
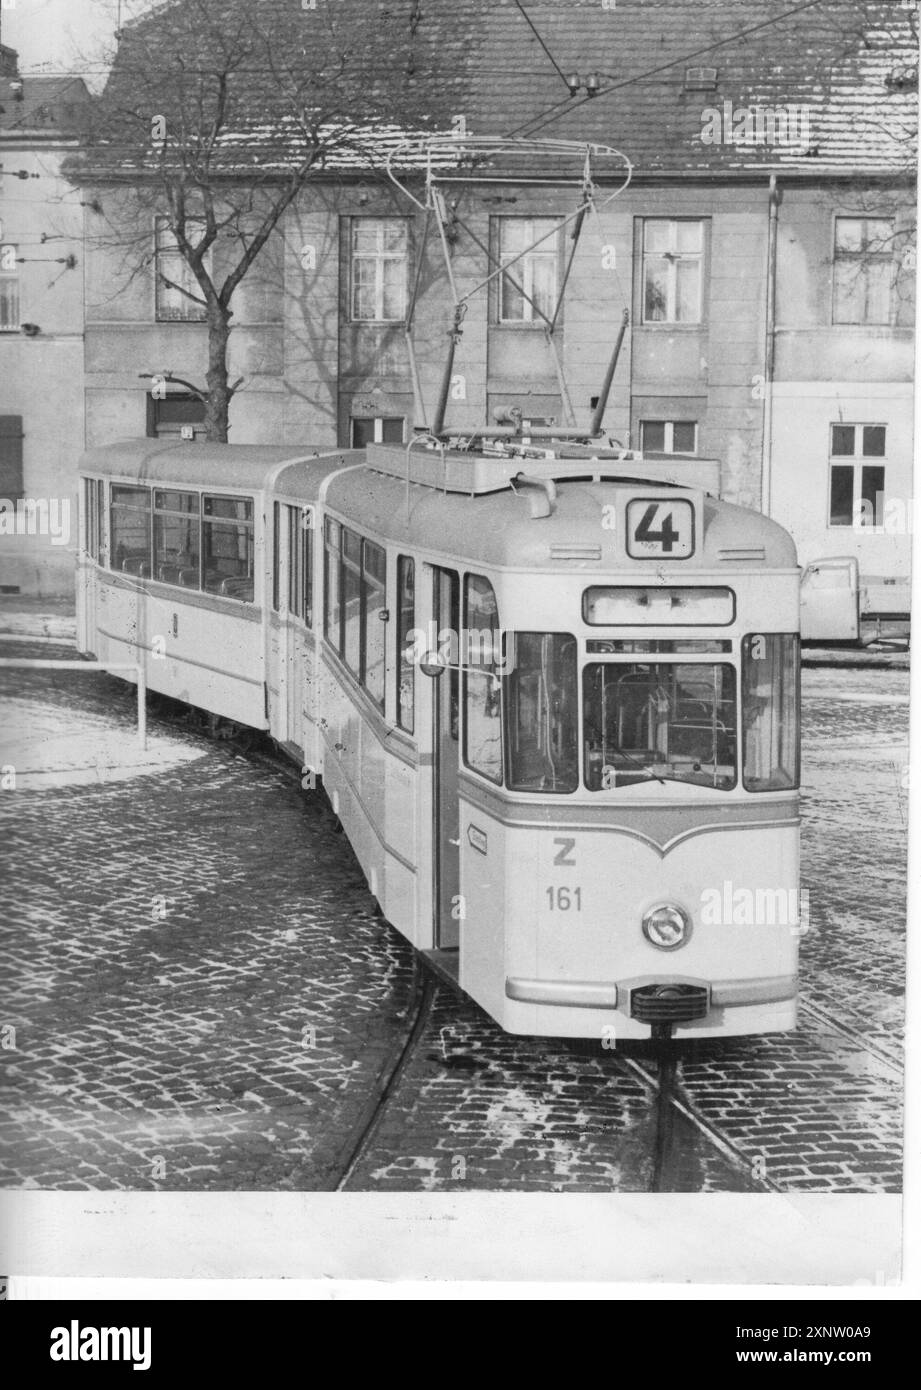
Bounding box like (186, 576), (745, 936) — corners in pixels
(636, 504), (679, 552)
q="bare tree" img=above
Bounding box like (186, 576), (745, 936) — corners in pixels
(66, 0), (442, 440)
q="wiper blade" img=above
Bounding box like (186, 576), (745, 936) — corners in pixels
(604, 745), (667, 787)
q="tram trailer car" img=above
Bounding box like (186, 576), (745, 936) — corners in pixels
(78, 438), (802, 1043)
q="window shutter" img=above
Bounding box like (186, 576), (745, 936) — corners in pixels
(0, 416), (24, 499)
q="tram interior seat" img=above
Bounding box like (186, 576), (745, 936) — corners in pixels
(219, 576), (254, 601)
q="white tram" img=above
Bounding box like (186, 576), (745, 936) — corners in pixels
(77, 436), (802, 1042)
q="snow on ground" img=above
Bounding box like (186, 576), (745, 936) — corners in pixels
(0, 696), (206, 789)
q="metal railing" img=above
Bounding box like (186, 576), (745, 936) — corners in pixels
(0, 659), (147, 749)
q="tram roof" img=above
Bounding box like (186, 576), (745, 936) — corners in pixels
(323, 464), (798, 571)
(78, 438), (351, 492)
(80, 438), (797, 568)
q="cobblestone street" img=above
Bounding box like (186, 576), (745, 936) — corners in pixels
(0, 630), (907, 1194)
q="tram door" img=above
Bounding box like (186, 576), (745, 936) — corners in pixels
(432, 566), (461, 949)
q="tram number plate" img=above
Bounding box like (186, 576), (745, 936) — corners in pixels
(626, 499), (694, 558)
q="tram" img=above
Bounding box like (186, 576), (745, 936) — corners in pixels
(77, 433), (802, 1043)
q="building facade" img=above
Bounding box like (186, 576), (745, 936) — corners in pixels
(0, 45), (90, 596)
(38, 2), (921, 597)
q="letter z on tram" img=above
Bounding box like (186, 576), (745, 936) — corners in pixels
(77, 438), (802, 1044)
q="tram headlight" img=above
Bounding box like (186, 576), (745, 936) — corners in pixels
(642, 902), (691, 951)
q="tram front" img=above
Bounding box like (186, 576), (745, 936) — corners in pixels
(457, 480), (802, 1042)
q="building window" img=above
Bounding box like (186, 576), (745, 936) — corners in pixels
(350, 218), (408, 322)
(397, 555), (415, 734)
(640, 420), (698, 454)
(833, 217), (894, 325)
(0, 245), (20, 331)
(641, 220), (704, 324)
(829, 424), (886, 527)
(0, 415), (24, 499)
(202, 495), (254, 600)
(147, 391), (207, 439)
(155, 217), (209, 322)
(351, 417), (404, 447)
(497, 217), (560, 323)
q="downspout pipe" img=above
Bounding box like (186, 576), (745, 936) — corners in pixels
(761, 174), (780, 515)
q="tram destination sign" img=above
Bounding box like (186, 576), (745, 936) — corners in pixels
(626, 498), (695, 559)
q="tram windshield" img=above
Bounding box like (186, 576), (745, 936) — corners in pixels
(501, 633), (798, 795)
(582, 662), (737, 790)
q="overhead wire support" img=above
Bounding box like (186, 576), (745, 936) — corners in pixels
(510, 0), (577, 94)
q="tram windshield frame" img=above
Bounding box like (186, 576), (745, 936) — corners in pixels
(502, 631), (800, 796)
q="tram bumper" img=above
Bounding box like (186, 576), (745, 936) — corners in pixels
(504, 973), (798, 1038)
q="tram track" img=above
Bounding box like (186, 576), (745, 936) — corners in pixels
(798, 996), (902, 1078)
(617, 1048), (781, 1193)
(331, 956), (437, 1191)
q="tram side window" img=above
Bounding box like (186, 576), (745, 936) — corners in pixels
(153, 490), (200, 588)
(362, 538), (386, 710)
(84, 479), (98, 559)
(272, 503), (281, 612)
(396, 556), (415, 734)
(506, 633), (579, 794)
(110, 485), (151, 577)
(324, 518), (342, 652)
(323, 520), (388, 710)
(742, 633), (800, 792)
(96, 480), (107, 566)
(202, 495), (254, 601)
(342, 527), (362, 676)
(463, 575), (502, 784)
(286, 504), (313, 626)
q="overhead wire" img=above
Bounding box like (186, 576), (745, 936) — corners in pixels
(507, 0), (840, 139)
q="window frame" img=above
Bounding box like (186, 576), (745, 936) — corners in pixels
(827, 423), (888, 528)
(504, 631), (579, 795)
(350, 417), (406, 447)
(396, 554), (415, 735)
(83, 478), (98, 559)
(284, 503), (313, 627)
(494, 216), (562, 326)
(462, 573), (503, 786)
(152, 487), (201, 587)
(741, 633), (801, 793)
(831, 215), (895, 327)
(154, 216), (210, 324)
(581, 658), (739, 793)
(349, 217), (410, 324)
(639, 419), (699, 454)
(109, 483), (152, 577)
(323, 516), (388, 712)
(639, 218), (706, 326)
(201, 493), (254, 600)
